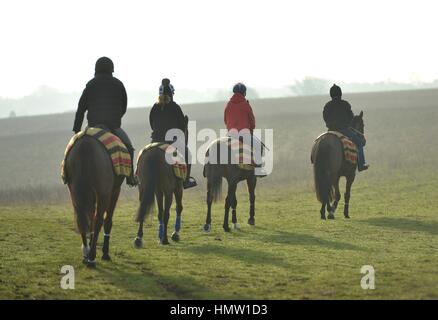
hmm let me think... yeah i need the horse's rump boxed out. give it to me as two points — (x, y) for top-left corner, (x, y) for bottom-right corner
(61, 127), (132, 184)
(311, 134), (344, 203)
(312, 131), (358, 166)
(66, 136), (116, 233)
(137, 143), (187, 181)
(204, 137), (257, 173)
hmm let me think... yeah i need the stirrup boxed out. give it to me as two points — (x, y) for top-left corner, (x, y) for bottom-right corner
(183, 177), (197, 189)
(126, 175), (139, 187)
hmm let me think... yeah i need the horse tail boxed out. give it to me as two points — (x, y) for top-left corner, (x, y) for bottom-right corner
(205, 163), (223, 202)
(313, 141), (334, 204)
(70, 139), (95, 234)
(136, 150), (159, 222)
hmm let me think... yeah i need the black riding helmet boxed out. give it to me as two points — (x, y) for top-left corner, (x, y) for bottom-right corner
(330, 84), (342, 99)
(233, 82), (247, 96)
(95, 57), (114, 75)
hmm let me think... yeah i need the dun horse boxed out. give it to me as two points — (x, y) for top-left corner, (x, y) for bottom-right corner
(311, 112), (365, 219)
(203, 139), (258, 232)
(134, 118), (188, 246)
(66, 136), (124, 267)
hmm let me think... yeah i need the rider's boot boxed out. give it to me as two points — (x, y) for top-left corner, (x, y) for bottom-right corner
(126, 146), (138, 187)
(183, 163), (197, 189)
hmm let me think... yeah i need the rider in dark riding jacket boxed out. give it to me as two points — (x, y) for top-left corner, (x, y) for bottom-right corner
(323, 84), (369, 171)
(149, 78), (197, 189)
(72, 57), (138, 186)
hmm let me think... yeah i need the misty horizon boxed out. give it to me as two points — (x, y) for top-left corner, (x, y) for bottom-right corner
(1, 77), (438, 119)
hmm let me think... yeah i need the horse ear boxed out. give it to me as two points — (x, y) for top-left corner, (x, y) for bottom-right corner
(359, 111), (364, 118)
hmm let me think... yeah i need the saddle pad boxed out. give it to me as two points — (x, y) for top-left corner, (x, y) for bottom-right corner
(136, 142), (187, 181)
(61, 128), (132, 184)
(314, 131), (358, 165)
(205, 137), (256, 171)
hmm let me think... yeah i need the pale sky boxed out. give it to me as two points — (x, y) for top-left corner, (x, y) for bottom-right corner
(1, 0), (437, 98)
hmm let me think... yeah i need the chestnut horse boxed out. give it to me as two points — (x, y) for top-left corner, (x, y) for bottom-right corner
(66, 136), (124, 267)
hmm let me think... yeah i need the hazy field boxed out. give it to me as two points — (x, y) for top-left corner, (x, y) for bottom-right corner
(0, 89), (437, 299)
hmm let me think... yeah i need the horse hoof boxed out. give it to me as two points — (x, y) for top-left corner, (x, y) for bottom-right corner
(203, 224), (211, 233)
(101, 254), (111, 261)
(160, 239), (170, 245)
(321, 215), (326, 220)
(134, 237), (143, 249)
(248, 218), (255, 226)
(223, 226), (231, 233)
(86, 260), (96, 268)
(344, 214), (350, 219)
(328, 214), (335, 220)
(233, 223), (241, 231)
(171, 232), (180, 242)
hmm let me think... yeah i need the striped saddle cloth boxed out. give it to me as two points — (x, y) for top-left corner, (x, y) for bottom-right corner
(314, 131), (358, 165)
(61, 127), (132, 184)
(136, 142), (187, 181)
(205, 136), (257, 171)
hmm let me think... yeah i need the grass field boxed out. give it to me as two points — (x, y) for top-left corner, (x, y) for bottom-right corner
(0, 89), (438, 299)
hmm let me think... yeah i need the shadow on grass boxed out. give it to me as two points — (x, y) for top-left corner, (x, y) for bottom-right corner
(360, 217), (438, 235)
(258, 229), (363, 251)
(184, 244), (290, 268)
(98, 261), (237, 299)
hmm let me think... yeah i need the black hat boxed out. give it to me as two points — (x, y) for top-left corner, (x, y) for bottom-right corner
(330, 84), (342, 99)
(95, 57), (114, 74)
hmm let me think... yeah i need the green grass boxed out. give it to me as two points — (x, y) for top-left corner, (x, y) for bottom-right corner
(1, 176), (437, 300)
(1, 89), (438, 299)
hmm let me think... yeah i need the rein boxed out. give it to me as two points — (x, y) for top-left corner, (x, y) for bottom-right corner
(350, 127), (364, 137)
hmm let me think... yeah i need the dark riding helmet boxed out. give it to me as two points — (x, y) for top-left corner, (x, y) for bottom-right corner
(330, 84), (342, 99)
(159, 78), (175, 97)
(95, 57), (114, 74)
(233, 83), (247, 96)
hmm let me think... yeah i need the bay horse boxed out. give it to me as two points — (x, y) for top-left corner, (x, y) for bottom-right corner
(203, 138), (258, 233)
(133, 117), (188, 246)
(66, 135), (124, 268)
(311, 111), (365, 220)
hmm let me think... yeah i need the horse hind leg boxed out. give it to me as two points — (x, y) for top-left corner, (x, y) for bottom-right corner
(81, 233), (90, 264)
(171, 186), (183, 242)
(231, 196), (239, 230)
(102, 187), (121, 261)
(328, 177), (341, 220)
(86, 195), (110, 268)
(344, 175), (355, 219)
(223, 182), (237, 232)
(204, 180), (214, 233)
(247, 176), (256, 226)
(160, 192), (172, 245)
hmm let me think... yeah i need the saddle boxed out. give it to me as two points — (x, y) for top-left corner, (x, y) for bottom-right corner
(312, 131), (358, 165)
(204, 136), (258, 171)
(136, 142), (187, 181)
(61, 127), (132, 184)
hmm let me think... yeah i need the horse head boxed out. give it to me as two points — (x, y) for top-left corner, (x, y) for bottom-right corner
(352, 110), (365, 134)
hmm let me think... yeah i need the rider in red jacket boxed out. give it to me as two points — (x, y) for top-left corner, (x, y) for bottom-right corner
(224, 83), (265, 174)
(224, 84), (255, 133)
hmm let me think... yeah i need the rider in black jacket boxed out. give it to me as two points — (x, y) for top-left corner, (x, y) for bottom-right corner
(323, 84), (369, 171)
(72, 57), (138, 186)
(149, 79), (197, 189)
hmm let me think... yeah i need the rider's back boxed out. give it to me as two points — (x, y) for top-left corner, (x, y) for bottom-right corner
(83, 74), (127, 130)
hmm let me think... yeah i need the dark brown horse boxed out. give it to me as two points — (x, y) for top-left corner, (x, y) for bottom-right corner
(203, 139), (258, 232)
(134, 146), (184, 246)
(66, 136), (124, 267)
(134, 117), (189, 246)
(311, 111), (365, 220)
